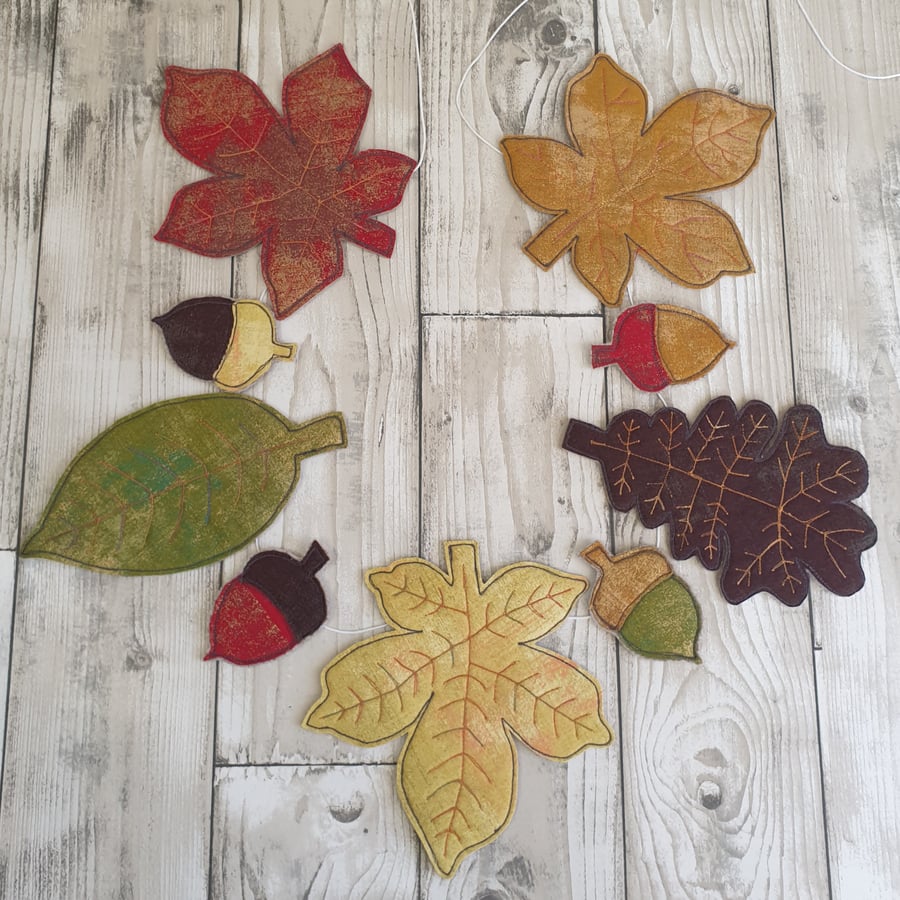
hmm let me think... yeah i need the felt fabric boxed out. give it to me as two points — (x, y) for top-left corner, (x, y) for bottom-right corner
(564, 398), (877, 605)
(500, 55), (774, 306)
(591, 303), (733, 392)
(154, 297), (295, 391)
(153, 297), (234, 379)
(582, 541), (699, 661)
(22, 396), (346, 575)
(304, 540), (612, 877)
(155, 45), (415, 318)
(206, 543), (329, 665)
(206, 580), (296, 664)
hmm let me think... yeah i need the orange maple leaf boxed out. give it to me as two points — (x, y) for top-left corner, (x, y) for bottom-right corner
(501, 55), (774, 305)
(304, 541), (612, 877)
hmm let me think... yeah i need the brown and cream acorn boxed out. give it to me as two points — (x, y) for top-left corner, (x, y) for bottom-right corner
(154, 296), (295, 391)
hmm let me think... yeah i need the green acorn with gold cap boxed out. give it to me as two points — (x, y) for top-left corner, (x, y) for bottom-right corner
(582, 541), (701, 662)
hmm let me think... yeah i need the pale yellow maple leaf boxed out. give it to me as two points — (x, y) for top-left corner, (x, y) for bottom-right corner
(304, 540), (612, 877)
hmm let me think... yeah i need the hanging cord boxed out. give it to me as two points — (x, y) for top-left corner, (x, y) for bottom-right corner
(792, 0), (900, 81)
(406, 0), (427, 172)
(322, 622), (390, 635)
(455, 0), (533, 155)
(453, 0), (897, 159)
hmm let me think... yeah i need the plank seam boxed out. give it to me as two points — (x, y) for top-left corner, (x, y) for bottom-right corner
(422, 311), (603, 318)
(214, 760), (398, 769)
(207, 8), (242, 897)
(0, 0), (62, 817)
(764, 1), (833, 897)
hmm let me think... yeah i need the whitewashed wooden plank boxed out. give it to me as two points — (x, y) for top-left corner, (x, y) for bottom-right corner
(0, 551), (15, 763)
(214, 0), (420, 765)
(210, 764), (418, 899)
(0, 1), (238, 897)
(593, 2), (831, 897)
(768, 0), (900, 896)
(421, 0), (602, 314)
(420, 315), (623, 898)
(0, 0), (56, 547)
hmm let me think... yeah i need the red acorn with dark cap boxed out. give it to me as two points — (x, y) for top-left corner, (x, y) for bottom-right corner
(206, 543), (329, 665)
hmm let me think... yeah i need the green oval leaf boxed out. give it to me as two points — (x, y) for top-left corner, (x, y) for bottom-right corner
(22, 395), (346, 575)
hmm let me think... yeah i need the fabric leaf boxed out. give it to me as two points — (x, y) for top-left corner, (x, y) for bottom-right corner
(156, 45), (415, 318)
(22, 396), (346, 574)
(304, 540), (612, 877)
(501, 54), (773, 305)
(564, 398), (877, 605)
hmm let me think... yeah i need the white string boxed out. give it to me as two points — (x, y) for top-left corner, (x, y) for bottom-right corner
(406, 0), (427, 172)
(454, 0), (533, 154)
(793, 0), (900, 81)
(322, 622), (390, 635)
(322, 616), (595, 632)
(451, 0), (897, 160)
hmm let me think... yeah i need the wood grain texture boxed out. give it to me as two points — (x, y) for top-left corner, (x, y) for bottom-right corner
(214, 0), (420, 766)
(0, 552), (15, 764)
(420, 315), (623, 896)
(768, 0), (900, 896)
(0, 0), (57, 547)
(0, 0), (897, 895)
(0, 0), (237, 896)
(210, 764), (418, 898)
(593, 2), (830, 897)
(421, 0), (603, 314)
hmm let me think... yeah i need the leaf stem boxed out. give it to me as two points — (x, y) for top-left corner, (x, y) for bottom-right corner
(290, 413), (347, 458)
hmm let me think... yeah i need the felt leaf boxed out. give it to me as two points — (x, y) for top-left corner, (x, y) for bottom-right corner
(155, 45), (415, 318)
(22, 396), (346, 574)
(564, 398), (877, 605)
(206, 543), (329, 665)
(154, 297), (295, 391)
(500, 55), (773, 305)
(304, 541), (612, 877)
(591, 303), (734, 391)
(581, 541), (700, 661)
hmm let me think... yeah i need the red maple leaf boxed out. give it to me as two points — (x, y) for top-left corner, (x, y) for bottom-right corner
(155, 45), (415, 318)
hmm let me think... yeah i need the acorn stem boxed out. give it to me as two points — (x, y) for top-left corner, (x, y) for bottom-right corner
(300, 541), (329, 576)
(272, 340), (296, 360)
(590, 343), (621, 370)
(581, 541), (613, 569)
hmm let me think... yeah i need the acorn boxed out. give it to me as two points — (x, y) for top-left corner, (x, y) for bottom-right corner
(153, 296), (295, 392)
(591, 303), (733, 392)
(581, 541), (700, 661)
(205, 543), (329, 665)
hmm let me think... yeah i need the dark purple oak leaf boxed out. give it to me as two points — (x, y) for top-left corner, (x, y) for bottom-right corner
(564, 397), (877, 605)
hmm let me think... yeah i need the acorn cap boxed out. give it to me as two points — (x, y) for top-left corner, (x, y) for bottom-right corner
(242, 544), (328, 641)
(582, 542), (671, 630)
(213, 299), (296, 391)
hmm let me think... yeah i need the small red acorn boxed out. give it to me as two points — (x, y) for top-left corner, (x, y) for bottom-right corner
(591, 303), (734, 392)
(205, 543), (329, 665)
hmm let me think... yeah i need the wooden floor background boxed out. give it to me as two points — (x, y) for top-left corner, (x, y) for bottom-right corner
(1, 0), (898, 896)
